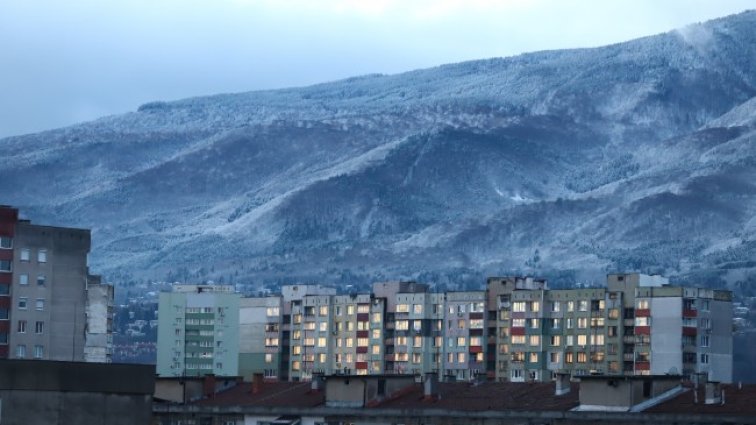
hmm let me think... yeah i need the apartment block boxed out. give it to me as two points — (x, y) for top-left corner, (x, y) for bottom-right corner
(492, 273), (733, 383)
(238, 296), (283, 380)
(0, 205), (112, 362)
(443, 291), (486, 380)
(156, 284), (240, 377)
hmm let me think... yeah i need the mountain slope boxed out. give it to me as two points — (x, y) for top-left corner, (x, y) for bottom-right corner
(2, 11), (756, 290)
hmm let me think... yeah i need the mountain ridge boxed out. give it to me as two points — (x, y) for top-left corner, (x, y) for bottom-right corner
(2, 10), (756, 291)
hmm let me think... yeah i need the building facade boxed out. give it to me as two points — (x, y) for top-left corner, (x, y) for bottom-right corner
(0, 205), (112, 362)
(157, 284), (240, 377)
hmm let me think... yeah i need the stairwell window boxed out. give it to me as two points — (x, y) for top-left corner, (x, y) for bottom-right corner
(16, 344), (26, 358)
(18, 274), (28, 285)
(34, 345), (43, 359)
(37, 249), (47, 263)
(37, 275), (46, 286)
(20, 248), (30, 262)
(35, 299), (44, 311)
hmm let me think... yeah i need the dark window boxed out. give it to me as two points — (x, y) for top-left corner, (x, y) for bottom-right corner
(643, 380), (652, 398)
(0, 236), (11, 249)
(0, 260), (10, 272)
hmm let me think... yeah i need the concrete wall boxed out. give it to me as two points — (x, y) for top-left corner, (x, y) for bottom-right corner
(0, 359), (154, 425)
(650, 297), (683, 375)
(10, 223), (90, 362)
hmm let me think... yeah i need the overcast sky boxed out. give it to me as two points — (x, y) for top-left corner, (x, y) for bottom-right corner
(0, 0), (753, 139)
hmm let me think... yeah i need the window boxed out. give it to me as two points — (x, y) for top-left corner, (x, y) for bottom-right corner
(471, 302), (485, 312)
(529, 352), (538, 363)
(265, 338), (279, 347)
(511, 335), (525, 344)
(413, 335), (422, 348)
(318, 322), (327, 332)
(37, 275), (46, 286)
(266, 307), (280, 316)
(357, 304), (370, 313)
(38, 249), (47, 263)
(457, 319), (465, 329)
(372, 345), (380, 355)
(701, 300), (710, 311)
(529, 335), (540, 346)
(19, 274), (28, 285)
(396, 303), (409, 313)
(372, 312), (382, 323)
(0, 236), (11, 249)
(512, 302), (526, 312)
(347, 305), (355, 315)
(550, 335), (561, 346)
(457, 336), (466, 347)
(396, 336), (407, 346)
(357, 337), (369, 347)
(511, 369), (523, 379)
(577, 335), (587, 346)
(434, 336), (442, 347)
(33, 321), (42, 334)
(18, 297), (28, 310)
(551, 318), (560, 329)
(317, 337), (326, 347)
(457, 304), (466, 314)
(0, 260), (10, 272)
(470, 336), (482, 346)
(414, 320), (423, 331)
(577, 318), (587, 329)
(577, 352), (587, 363)
(16, 344), (26, 358)
(636, 300), (649, 309)
(20, 248), (30, 262)
(396, 320), (409, 330)
(512, 318), (525, 327)
(470, 319), (484, 329)
(579, 300), (588, 312)
(457, 352), (466, 363)
(566, 318), (574, 329)
(530, 301), (540, 312)
(590, 334), (605, 346)
(372, 329), (381, 339)
(551, 301), (560, 312)
(413, 304), (423, 314)
(529, 318), (539, 329)
(566, 335), (574, 346)
(700, 353), (709, 364)
(334, 306), (342, 316)
(565, 352), (574, 363)
(17, 320), (26, 333)
(512, 352), (525, 362)
(701, 335), (710, 347)
(635, 317), (650, 326)
(265, 353), (273, 363)
(567, 301), (575, 312)
(550, 352), (560, 363)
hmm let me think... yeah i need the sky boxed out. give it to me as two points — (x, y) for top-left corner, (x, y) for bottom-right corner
(0, 0), (753, 139)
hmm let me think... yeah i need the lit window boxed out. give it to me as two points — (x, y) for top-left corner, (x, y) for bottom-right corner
(577, 335), (587, 346)
(550, 335), (561, 346)
(38, 249), (47, 263)
(530, 301), (540, 312)
(396, 304), (409, 313)
(567, 301), (575, 312)
(457, 352), (465, 363)
(579, 300), (588, 311)
(512, 302), (526, 312)
(529, 335), (540, 346)
(457, 336), (466, 347)
(413, 304), (423, 314)
(265, 353), (273, 363)
(372, 312), (381, 323)
(529, 352), (538, 363)
(413, 336), (422, 348)
(20, 248), (30, 262)
(346, 305), (355, 315)
(319, 306), (328, 316)
(317, 337), (326, 347)
(511, 335), (525, 344)
(266, 307), (279, 316)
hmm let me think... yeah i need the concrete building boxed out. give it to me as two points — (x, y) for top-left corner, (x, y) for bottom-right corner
(443, 290), (487, 380)
(238, 295), (284, 380)
(0, 205), (112, 362)
(492, 273), (733, 383)
(157, 284), (240, 377)
(0, 359), (154, 425)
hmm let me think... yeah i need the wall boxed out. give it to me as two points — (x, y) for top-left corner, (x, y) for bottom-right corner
(650, 297), (683, 375)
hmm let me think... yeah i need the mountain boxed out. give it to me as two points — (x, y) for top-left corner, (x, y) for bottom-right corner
(2, 11), (756, 291)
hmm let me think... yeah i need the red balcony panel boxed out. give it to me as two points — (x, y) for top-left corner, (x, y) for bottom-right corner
(0, 321), (9, 332)
(357, 313), (370, 321)
(470, 312), (484, 320)
(635, 309), (651, 317)
(510, 327), (525, 336)
(0, 250), (12, 261)
(635, 326), (651, 335)
(356, 362), (368, 370)
(682, 326), (697, 337)
(683, 309), (698, 318)
(0, 345), (7, 358)
(635, 361), (650, 371)
(469, 346), (483, 354)
(357, 330), (369, 338)
(356, 346), (368, 354)
(0, 297), (9, 309)
(0, 274), (10, 284)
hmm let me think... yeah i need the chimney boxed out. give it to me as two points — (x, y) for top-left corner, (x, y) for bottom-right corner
(423, 372), (438, 400)
(203, 374), (217, 398)
(311, 372), (324, 392)
(555, 372), (571, 396)
(705, 381), (722, 405)
(251, 373), (264, 395)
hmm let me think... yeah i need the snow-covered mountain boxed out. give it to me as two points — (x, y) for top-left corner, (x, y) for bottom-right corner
(2, 11), (756, 290)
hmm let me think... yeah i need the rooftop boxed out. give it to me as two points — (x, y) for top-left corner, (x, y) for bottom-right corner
(648, 384), (756, 417)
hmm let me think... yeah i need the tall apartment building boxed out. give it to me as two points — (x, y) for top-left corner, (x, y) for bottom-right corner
(157, 284), (240, 377)
(444, 291), (487, 380)
(238, 296), (284, 380)
(0, 206), (112, 362)
(491, 273), (733, 383)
